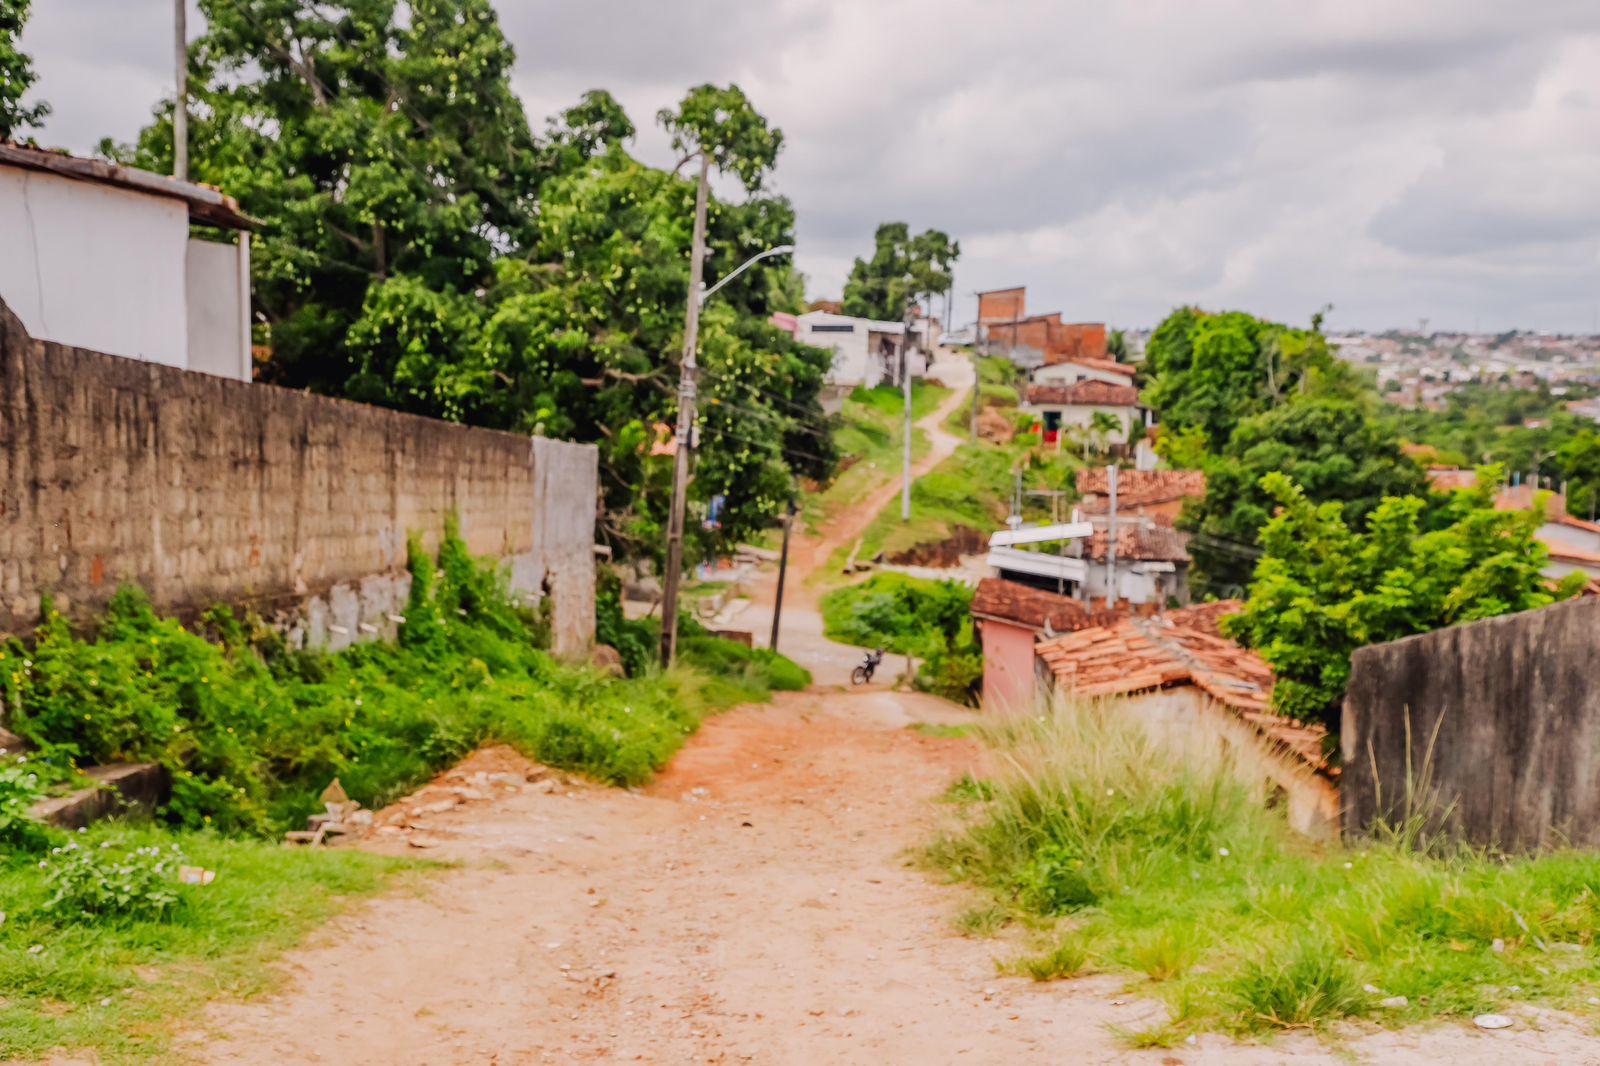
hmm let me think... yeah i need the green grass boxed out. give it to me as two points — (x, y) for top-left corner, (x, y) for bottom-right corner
(909, 722), (976, 739)
(803, 382), (948, 538)
(925, 698), (1600, 1037)
(0, 822), (418, 1062)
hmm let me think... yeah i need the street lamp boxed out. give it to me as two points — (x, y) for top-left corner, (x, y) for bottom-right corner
(659, 241), (796, 668)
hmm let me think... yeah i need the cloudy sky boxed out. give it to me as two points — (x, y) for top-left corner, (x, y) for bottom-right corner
(21, 0), (1600, 333)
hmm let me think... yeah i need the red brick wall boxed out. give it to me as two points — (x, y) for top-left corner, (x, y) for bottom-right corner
(978, 287), (1026, 324)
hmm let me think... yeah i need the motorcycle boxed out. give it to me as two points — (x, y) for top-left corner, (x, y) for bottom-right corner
(851, 648), (885, 685)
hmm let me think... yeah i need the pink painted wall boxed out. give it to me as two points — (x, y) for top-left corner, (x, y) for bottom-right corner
(981, 619), (1038, 711)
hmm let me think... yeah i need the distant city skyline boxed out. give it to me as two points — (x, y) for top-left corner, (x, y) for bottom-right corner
(20, 0), (1600, 334)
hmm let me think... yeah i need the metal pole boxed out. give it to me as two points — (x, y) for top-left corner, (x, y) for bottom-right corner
(174, 0), (188, 181)
(769, 501), (795, 652)
(659, 153), (711, 668)
(901, 311), (913, 521)
(969, 293), (981, 444)
(1106, 464), (1118, 609)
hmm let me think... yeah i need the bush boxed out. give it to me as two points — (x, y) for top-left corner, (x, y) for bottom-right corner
(820, 573), (981, 703)
(43, 839), (182, 923)
(1, 525), (772, 835)
(0, 763), (50, 853)
(1017, 842), (1098, 914)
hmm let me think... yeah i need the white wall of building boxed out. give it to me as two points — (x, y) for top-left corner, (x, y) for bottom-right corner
(1032, 361), (1131, 387)
(798, 311), (875, 388)
(0, 168), (189, 367)
(185, 236), (251, 379)
(1029, 402), (1139, 444)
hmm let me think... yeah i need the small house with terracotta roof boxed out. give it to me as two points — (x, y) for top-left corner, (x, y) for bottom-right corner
(1427, 471), (1600, 585)
(1076, 468), (1206, 526)
(969, 577), (1124, 710)
(1035, 605), (1339, 839)
(1022, 380), (1146, 445)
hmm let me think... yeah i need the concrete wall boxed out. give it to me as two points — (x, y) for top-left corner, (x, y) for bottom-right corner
(0, 298), (598, 656)
(185, 236), (251, 381)
(1124, 687), (1339, 840)
(1343, 597), (1600, 850)
(0, 167), (189, 367)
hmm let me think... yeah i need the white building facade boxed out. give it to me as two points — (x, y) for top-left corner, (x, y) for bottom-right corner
(0, 145), (254, 380)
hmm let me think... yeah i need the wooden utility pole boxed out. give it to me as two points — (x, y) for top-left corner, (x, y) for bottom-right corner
(174, 0), (188, 181)
(659, 153), (711, 668)
(769, 500), (796, 652)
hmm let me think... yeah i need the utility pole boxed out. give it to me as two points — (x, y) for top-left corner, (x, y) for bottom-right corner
(1105, 464), (1118, 609)
(970, 293), (982, 444)
(659, 153), (711, 668)
(174, 0), (188, 181)
(900, 304), (914, 521)
(769, 500), (797, 652)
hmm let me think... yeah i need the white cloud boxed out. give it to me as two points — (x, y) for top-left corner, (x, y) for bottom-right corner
(20, 0), (1600, 332)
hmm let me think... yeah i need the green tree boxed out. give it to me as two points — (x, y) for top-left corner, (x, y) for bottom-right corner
(1184, 393), (1428, 596)
(1106, 328), (1127, 359)
(1142, 307), (1337, 448)
(840, 222), (959, 321)
(0, 0), (49, 141)
(1561, 430), (1600, 521)
(1222, 468), (1586, 726)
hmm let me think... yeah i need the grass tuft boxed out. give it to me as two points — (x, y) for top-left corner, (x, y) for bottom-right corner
(1009, 937), (1090, 982)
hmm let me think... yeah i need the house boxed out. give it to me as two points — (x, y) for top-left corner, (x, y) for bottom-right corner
(795, 310), (930, 390)
(984, 513), (1191, 607)
(0, 142), (254, 381)
(1031, 355), (1136, 388)
(1075, 468), (1206, 525)
(1021, 380), (1146, 445)
(1034, 606), (1339, 839)
(975, 285), (1109, 371)
(1074, 517), (1192, 606)
(969, 577), (1123, 710)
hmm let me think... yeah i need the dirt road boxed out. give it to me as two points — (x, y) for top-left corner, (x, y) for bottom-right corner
(182, 351), (1600, 1064)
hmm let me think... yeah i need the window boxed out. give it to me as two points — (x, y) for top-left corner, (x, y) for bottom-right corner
(809, 324), (856, 334)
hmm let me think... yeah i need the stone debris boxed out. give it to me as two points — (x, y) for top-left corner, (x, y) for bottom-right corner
(285, 777), (372, 847)
(1474, 1013), (1513, 1030)
(1379, 996), (1408, 1009)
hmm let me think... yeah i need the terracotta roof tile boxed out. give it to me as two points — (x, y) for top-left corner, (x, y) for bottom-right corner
(1035, 611), (1329, 773)
(1024, 381), (1141, 407)
(970, 578), (1122, 633)
(1075, 469), (1206, 508)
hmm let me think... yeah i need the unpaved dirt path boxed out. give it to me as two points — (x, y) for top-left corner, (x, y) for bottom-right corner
(181, 349), (1600, 1064)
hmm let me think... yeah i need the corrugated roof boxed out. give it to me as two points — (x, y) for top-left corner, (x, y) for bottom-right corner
(0, 142), (255, 230)
(1035, 609), (1330, 773)
(1025, 381), (1141, 407)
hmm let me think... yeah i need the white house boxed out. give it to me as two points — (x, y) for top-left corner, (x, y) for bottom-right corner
(1021, 380), (1146, 445)
(796, 310), (931, 389)
(0, 143), (254, 380)
(1031, 356), (1136, 389)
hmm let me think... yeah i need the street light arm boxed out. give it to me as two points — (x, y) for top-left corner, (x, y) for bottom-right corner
(702, 244), (795, 301)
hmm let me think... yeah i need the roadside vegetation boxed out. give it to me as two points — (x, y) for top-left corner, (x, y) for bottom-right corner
(0, 524), (803, 1061)
(927, 699), (1600, 1040)
(819, 573), (981, 702)
(802, 381), (948, 539)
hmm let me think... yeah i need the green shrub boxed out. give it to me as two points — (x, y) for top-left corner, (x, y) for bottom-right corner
(1017, 843), (1098, 914)
(820, 573), (980, 703)
(0, 763), (50, 852)
(1229, 943), (1367, 1029)
(1, 525), (773, 835)
(43, 839), (183, 923)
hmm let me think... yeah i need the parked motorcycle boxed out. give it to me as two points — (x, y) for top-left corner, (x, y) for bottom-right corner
(851, 648), (885, 685)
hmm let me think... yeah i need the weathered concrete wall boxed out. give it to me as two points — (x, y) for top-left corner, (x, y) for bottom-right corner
(1343, 597), (1600, 850)
(0, 298), (597, 655)
(1123, 687), (1340, 841)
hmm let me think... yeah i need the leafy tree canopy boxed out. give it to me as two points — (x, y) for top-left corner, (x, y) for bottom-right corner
(1142, 307), (1338, 448)
(0, 0), (49, 141)
(840, 222), (959, 321)
(1222, 468), (1586, 726)
(106, 3), (834, 560)
(1183, 391), (1429, 596)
